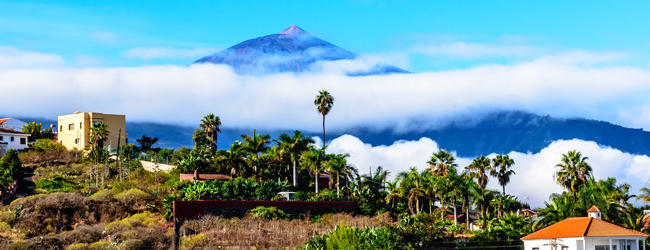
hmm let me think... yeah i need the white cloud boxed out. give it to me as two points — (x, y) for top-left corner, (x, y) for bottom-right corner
(411, 42), (546, 59)
(0, 46), (64, 68)
(327, 135), (650, 208)
(0, 47), (650, 134)
(123, 47), (220, 60)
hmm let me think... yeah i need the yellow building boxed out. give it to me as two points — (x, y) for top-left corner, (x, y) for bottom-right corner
(57, 112), (128, 150)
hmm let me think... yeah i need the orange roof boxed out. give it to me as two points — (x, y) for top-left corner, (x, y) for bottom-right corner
(521, 217), (648, 240)
(587, 205), (601, 213)
(0, 118), (8, 125)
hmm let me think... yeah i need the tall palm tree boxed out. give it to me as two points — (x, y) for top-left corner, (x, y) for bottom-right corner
(274, 130), (315, 187)
(200, 114), (222, 149)
(323, 153), (354, 196)
(427, 149), (457, 177)
(491, 154), (516, 195)
(300, 147), (328, 193)
(467, 155), (491, 226)
(314, 90), (334, 150)
(555, 150), (593, 202)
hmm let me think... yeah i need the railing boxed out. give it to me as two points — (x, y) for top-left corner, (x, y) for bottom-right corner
(137, 154), (173, 164)
(175, 195), (357, 202)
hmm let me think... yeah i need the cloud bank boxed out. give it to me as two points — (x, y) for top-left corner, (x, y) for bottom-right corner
(123, 47), (221, 60)
(327, 135), (650, 207)
(1, 46), (650, 134)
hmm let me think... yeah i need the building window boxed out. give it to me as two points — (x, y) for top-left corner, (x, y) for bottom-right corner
(0, 136), (3, 141)
(562, 246), (569, 250)
(532, 248), (539, 250)
(10, 137), (14, 142)
(75, 138), (80, 144)
(20, 138), (25, 145)
(80, 123), (83, 129)
(69, 124), (74, 130)
(60, 125), (62, 132)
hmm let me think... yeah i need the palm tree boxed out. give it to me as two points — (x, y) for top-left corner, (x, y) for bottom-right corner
(214, 143), (247, 177)
(323, 153), (354, 196)
(300, 147), (328, 193)
(241, 130), (271, 156)
(397, 167), (429, 214)
(491, 154), (516, 195)
(636, 184), (650, 204)
(385, 179), (402, 208)
(467, 155), (491, 226)
(427, 149), (457, 176)
(200, 114), (222, 149)
(274, 130), (315, 187)
(555, 150), (593, 202)
(314, 90), (334, 149)
(90, 122), (109, 149)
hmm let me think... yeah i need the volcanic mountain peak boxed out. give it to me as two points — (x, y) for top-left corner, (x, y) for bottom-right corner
(193, 25), (409, 76)
(279, 25), (306, 37)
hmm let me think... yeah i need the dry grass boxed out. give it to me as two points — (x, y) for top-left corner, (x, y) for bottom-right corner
(180, 213), (397, 249)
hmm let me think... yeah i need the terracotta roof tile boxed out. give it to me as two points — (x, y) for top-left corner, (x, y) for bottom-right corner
(0, 118), (8, 125)
(585, 218), (648, 237)
(587, 205), (601, 213)
(0, 128), (25, 134)
(521, 217), (648, 240)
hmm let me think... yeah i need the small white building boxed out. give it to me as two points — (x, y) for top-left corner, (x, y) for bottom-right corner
(0, 128), (30, 156)
(522, 206), (648, 250)
(0, 118), (27, 131)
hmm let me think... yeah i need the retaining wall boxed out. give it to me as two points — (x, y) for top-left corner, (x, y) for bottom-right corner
(173, 200), (356, 219)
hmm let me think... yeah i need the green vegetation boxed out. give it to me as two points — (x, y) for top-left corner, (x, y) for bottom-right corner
(5, 90), (650, 249)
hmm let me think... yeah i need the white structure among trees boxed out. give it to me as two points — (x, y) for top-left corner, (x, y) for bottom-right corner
(522, 206), (648, 250)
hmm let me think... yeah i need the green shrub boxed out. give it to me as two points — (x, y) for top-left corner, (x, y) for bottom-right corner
(32, 139), (66, 153)
(0, 222), (11, 231)
(181, 234), (206, 249)
(10, 240), (28, 250)
(114, 189), (150, 206)
(89, 241), (112, 250)
(0, 210), (17, 225)
(247, 206), (289, 220)
(326, 224), (359, 250)
(120, 239), (144, 250)
(66, 243), (90, 250)
(35, 175), (75, 192)
(89, 189), (113, 201)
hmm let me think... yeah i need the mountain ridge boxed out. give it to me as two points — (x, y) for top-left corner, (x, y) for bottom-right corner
(193, 25), (409, 76)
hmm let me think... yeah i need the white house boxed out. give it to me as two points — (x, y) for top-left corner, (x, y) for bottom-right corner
(522, 206), (648, 250)
(0, 118), (27, 131)
(0, 128), (30, 157)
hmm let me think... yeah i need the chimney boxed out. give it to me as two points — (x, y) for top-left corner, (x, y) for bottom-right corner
(587, 205), (601, 220)
(194, 170), (199, 180)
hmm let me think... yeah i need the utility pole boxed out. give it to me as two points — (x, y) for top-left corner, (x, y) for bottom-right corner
(116, 129), (121, 181)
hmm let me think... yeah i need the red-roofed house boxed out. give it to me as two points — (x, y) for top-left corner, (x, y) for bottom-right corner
(522, 206), (648, 250)
(180, 170), (231, 182)
(0, 128), (30, 157)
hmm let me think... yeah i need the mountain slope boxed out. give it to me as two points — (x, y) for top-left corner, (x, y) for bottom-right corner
(193, 25), (409, 76)
(15, 111), (650, 157)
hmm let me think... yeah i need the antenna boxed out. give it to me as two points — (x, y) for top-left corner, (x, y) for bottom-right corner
(542, 238), (565, 250)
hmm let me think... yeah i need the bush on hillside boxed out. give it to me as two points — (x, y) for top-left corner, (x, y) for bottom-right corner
(114, 189), (151, 206)
(247, 206), (289, 220)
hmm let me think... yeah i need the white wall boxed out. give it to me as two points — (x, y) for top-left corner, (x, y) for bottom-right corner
(525, 237), (644, 250)
(0, 132), (29, 152)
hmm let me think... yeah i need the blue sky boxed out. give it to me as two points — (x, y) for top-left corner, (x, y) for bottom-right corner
(2, 1), (649, 71)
